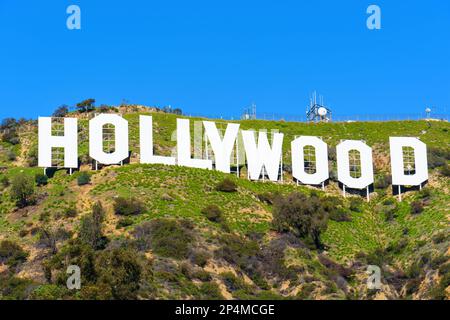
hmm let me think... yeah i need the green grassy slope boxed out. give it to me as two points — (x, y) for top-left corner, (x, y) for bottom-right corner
(0, 109), (449, 300)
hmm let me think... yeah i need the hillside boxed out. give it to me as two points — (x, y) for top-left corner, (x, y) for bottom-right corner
(0, 108), (449, 300)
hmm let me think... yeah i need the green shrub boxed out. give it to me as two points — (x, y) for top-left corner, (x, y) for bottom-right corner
(133, 219), (194, 259)
(26, 146), (38, 167)
(417, 188), (432, 200)
(0, 175), (9, 188)
(113, 197), (145, 216)
(297, 282), (316, 300)
(77, 172), (91, 186)
(190, 249), (211, 267)
(427, 147), (449, 169)
(216, 234), (259, 269)
(0, 118), (20, 145)
(374, 174), (392, 189)
(10, 173), (36, 208)
(52, 105), (69, 118)
(64, 207), (78, 218)
(7, 150), (16, 161)
(76, 98), (96, 113)
(30, 284), (68, 300)
(430, 255), (447, 270)
(191, 270), (212, 282)
(329, 208), (352, 222)
(361, 247), (392, 267)
(257, 192), (278, 205)
(35, 173), (48, 186)
(272, 192), (329, 249)
(432, 233), (447, 244)
(410, 201), (424, 215)
(383, 209), (397, 222)
(0, 275), (35, 300)
(427, 263), (450, 300)
(93, 247), (143, 300)
(385, 238), (409, 255)
(201, 205), (223, 223)
(0, 240), (28, 267)
(198, 282), (224, 300)
(375, 201), (398, 222)
(349, 198), (363, 212)
(19, 229), (29, 238)
(221, 272), (248, 292)
(440, 164), (450, 177)
(79, 202), (107, 250)
(215, 178), (237, 192)
(45, 240), (95, 286)
(116, 217), (134, 229)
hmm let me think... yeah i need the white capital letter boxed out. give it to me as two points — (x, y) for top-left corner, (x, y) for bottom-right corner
(337, 140), (374, 189)
(291, 136), (329, 185)
(177, 119), (212, 169)
(140, 116), (175, 165)
(89, 114), (129, 165)
(389, 137), (428, 186)
(242, 130), (284, 181)
(203, 121), (240, 173)
(38, 117), (78, 168)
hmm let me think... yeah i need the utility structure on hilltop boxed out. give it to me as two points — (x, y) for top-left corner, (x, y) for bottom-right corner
(306, 92), (332, 123)
(241, 102), (257, 120)
(425, 107), (432, 119)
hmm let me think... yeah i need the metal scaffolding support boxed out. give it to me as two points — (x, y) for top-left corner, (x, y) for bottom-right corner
(51, 118), (66, 169)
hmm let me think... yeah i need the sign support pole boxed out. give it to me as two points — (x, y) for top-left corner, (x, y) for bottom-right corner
(280, 156), (283, 182)
(236, 141), (239, 178)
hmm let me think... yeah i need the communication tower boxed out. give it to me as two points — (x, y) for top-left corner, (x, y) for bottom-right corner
(425, 107), (432, 119)
(241, 102), (257, 120)
(306, 92), (332, 123)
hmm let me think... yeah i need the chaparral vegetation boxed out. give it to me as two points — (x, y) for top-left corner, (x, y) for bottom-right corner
(0, 104), (449, 300)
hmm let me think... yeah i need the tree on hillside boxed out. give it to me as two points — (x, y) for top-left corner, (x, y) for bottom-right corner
(0, 118), (19, 145)
(272, 192), (329, 250)
(52, 105), (69, 118)
(79, 202), (107, 250)
(161, 105), (183, 115)
(95, 247), (143, 299)
(172, 108), (183, 115)
(76, 98), (96, 113)
(10, 173), (36, 208)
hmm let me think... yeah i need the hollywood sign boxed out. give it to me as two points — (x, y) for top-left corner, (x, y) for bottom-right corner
(38, 114), (428, 199)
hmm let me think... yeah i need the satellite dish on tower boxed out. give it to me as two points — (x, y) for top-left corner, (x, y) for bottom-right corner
(318, 107), (328, 117)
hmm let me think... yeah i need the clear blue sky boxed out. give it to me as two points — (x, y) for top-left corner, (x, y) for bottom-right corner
(1, 0), (449, 120)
